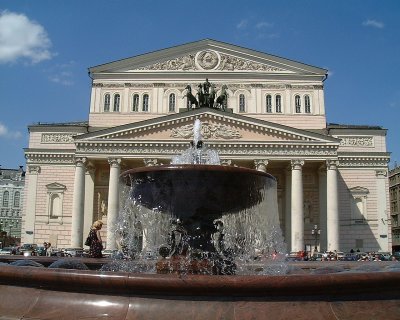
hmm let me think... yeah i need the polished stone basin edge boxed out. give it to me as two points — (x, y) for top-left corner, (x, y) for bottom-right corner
(0, 265), (399, 298)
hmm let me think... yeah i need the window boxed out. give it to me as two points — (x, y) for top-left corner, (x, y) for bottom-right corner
(132, 94), (139, 112)
(266, 95), (272, 113)
(276, 95), (282, 113)
(46, 183), (66, 224)
(104, 94), (110, 112)
(304, 95), (311, 113)
(113, 94), (120, 112)
(143, 94), (149, 111)
(349, 186), (369, 224)
(2, 191), (9, 207)
(239, 94), (245, 112)
(13, 191), (20, 207)
(295, 95), (301, 113)
(169, 93), (176, 112)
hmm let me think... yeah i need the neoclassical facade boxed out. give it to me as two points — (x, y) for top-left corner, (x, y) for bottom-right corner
(22, 39), (391, 253)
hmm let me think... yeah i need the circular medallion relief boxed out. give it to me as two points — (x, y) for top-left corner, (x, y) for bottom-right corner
(196, 50), (219, 70)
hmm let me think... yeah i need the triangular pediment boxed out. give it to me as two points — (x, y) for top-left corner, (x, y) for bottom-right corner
(46, 182), (66, 190)
(76, 109), (339, 145)
(89, 39), (327, 76)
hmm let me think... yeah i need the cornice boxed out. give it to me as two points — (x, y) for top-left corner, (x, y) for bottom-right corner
(25, 151), (75, 165)
(75, 141), (338, 158)
(338, 155), (390, 168)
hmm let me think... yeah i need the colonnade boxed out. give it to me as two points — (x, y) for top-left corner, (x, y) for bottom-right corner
(70, 157), (339, 252)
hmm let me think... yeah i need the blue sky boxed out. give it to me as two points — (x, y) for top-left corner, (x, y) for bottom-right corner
(0, 0), (399, 169)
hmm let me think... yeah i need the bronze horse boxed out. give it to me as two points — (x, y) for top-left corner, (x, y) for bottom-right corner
(197, 84), (205, 108)
(214, 85), (228, 111)
(183, 85), (198, 110)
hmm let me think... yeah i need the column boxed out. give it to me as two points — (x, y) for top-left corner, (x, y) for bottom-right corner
(291, 160), (304, 252)
(376, 170), (389, 252)
(21, 165), (41, 244)
(71, 157), (86, 248)
(318, 165), (327, 251)
(83, 163), (95, 244)
(106, 158), (121, 250)
(254, 159), (269, 172)
(326, 160), (339, 251)
(284, 166), (291, 250)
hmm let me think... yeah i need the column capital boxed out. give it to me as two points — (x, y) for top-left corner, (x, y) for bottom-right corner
(74, 157), (87, 166)
(28, 165), (41, 175)
(291, 159), (304, 170)
(220, 159), (232, 166)
(86, 162), (96, 175)
(254, 159), (268, 172)
(143, 158), (158, 167)
(375, 169), (387, 178)
(326, 159), (339, 170)
(108, 157), (121, 168)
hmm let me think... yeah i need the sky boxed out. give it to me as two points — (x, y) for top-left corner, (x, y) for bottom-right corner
(0, 0), (399, 169)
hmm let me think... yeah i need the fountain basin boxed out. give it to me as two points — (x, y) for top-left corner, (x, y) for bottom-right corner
(0, 264), (399, 319)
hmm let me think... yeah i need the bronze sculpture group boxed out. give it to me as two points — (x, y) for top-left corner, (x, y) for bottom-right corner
(183, 78), (228, 111)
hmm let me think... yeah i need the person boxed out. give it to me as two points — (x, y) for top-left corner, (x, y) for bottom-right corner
(46, 242), (53, 257)
(88, 220), (103, 258)
(43, 242), (48, 256)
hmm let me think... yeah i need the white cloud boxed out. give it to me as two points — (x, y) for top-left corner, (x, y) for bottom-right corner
(45, 60), (75, 86)
(256, 21), (273, 29)
(236, 19), (248, 30)
(0, 123), (22, 139)
(362, 19), (384, 29)
(0, 10), (53, 64)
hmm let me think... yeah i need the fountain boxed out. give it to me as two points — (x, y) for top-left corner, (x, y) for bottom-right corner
(0, 119), (399, 319)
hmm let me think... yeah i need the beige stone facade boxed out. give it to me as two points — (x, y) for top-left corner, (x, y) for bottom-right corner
(22, 40), (391, 253)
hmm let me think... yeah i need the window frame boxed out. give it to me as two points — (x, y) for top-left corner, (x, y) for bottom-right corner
(104, 93), (110, 112)
(239, 94), (246, 112)
(113, 93), (120, 112)
(266, 95), (272, 113)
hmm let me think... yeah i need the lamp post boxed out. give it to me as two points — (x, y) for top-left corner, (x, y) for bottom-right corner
(311, 224), (320, 252)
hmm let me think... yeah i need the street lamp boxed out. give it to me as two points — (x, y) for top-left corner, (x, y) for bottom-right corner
(311, 224), (320, 252)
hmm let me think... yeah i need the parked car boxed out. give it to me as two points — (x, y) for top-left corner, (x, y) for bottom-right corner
(390, 252), (400, 261)
(63, 247), (84, 257)
(102, 249), (118, 258)
(336, 251), (345, 261)
(20, 244), (38, 256)
(0, 247), (13, 255)
(310, 253), (324, 261)
(36, 246), (47, 256)
(344, 253), (357, 261)
(377, 252), (392, 261)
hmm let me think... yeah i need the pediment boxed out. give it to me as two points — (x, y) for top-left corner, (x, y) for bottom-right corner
(89, 39), (326, 76)
(46, 182), (66, 190)
(76, 109), (339, 145)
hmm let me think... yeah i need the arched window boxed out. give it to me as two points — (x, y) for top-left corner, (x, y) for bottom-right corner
(132, 94), (139, 112)
(113, 94), (120, 112)
(295, 95), (301, 113)
(276, 95), (282, 113)
(143, 94), (149, 112)
(239, 94), (245, 112)
(304, 95), (311, 113)
(13, 191), (20, 207)
(104, 94), (110, 112)
(2, 191), (9, 207)
(169, 93), (176, 112)
(266, 95), (272, 113)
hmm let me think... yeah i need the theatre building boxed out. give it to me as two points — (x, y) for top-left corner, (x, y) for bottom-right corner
(22, 39), (391, 253)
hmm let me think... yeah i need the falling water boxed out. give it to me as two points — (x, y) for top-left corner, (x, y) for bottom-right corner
(111, 120), (287, 275)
